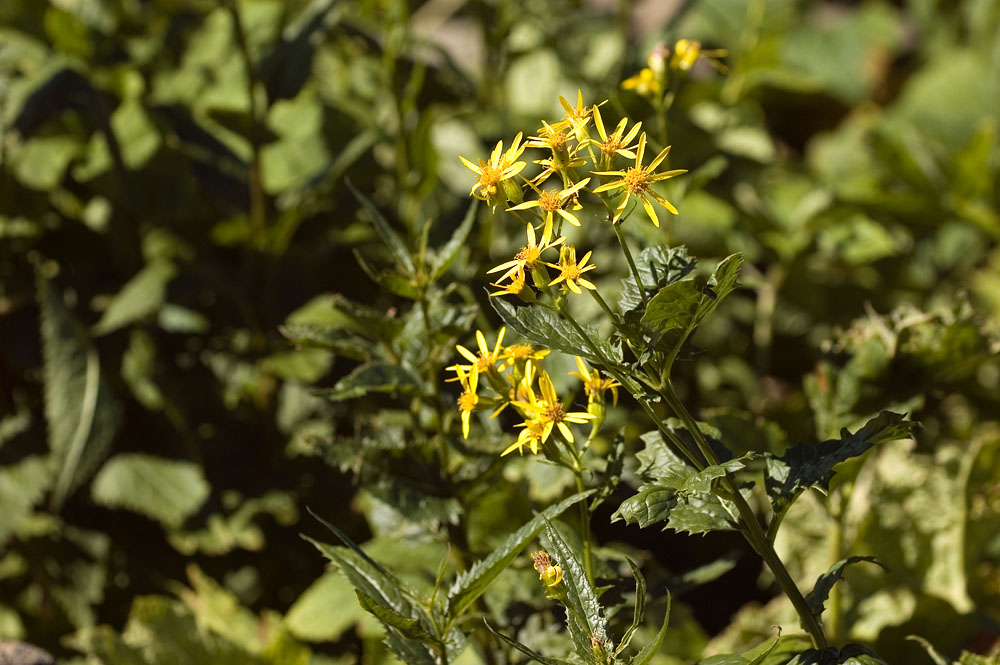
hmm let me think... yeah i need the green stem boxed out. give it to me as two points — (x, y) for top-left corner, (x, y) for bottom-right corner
(567, 445), (594, 586)
(662, 382), (829, 649)
(611, 222), (648, 309)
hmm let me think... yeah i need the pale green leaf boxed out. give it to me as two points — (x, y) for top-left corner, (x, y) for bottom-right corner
(94, 260), (176, 335)
(91, 454), (209, 528)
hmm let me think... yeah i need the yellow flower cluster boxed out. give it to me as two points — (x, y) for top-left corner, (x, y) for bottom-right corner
(447, 327), (618, 457)
(621, 39), (728, 100)
(459, 91), (687, 302)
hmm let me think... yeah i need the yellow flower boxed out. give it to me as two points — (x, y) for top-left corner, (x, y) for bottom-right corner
(554, 90), (594, 139)
(489, 267), (532, 300)
(503, 417), (547, 456)
(459, 133), (527, 207)
(501, 342), (549, 367)
(587, 105), (642, 164)
(671, 39), (728, 73)
(569, 356), (620, 415)
(455, 365), (479, 439)
(449, 327), (506, 378)
(488, 222), (563, 285)
(507, 178), (590, 241)
(530, 551), (563, 587)
(548, 244), (597, 295)
(513, 369), (595, 444)
(620, 67), (662, 97)
(592, 132), (686, 227)
(526, 120), (588, 185)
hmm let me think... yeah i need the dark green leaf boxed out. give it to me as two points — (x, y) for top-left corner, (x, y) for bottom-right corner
(699, 656), (749, 665)
(631, 591), (670, 665)
(317, 362), (421, 402)
(347, 180), (414, 274)
(430, 201), (478, 281)
(904, 636), (949, 665)
(765, 411), (918, 513)
(446, 491), (593, 620)
(615, 558), (646, 657)
(491, 297), (624, 367)
(806, 556), (884, 621)
(484, 621), (575, 665)
(542, 520), (609, 664)
(787, 644), (887, 665)
(667, 491), (741, 535)
(355, 591), (438, 644)
(612, 485), (676, 529)
(591, 431), (626, 511)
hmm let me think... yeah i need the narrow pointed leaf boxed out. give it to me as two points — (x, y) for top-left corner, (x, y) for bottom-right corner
(485, 621), (575, 665)
(431, 201), (478, 281)
(632, 591), (670, 665)
(615, 558), (646, 656)
(347, 180), (414, 274)
(806, 556), (884, 621)
(446, 491), (593, 620)
(355, 591), (439, 644)
(542, 520), (609, 664)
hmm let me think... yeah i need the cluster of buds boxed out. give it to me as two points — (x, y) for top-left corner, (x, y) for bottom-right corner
(622, 38), (728, 100)
(446, 327), (619, 456)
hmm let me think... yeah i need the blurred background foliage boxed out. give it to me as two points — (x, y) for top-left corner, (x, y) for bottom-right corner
(1, 0), (999, 663)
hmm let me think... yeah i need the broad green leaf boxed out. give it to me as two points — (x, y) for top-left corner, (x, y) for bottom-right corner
(91, 454), (210, 528)
(430, 201), (478, 281)
(94, 260), (176, 335)
(485, 621), (575, 665)
(355, 591), (438, 644)
(491, 297), (625, 370)
(446, 491), (593, 620)
(806, 556), (883, 622)
(353, 249), (421, 299)
(618, 245), (696, 315)
(285, 571), (365, 642)
(765, 411), (918, 513)
(303, 539), (408, 614)
(261, 90), (331, 194)
(347, 180), (414, 274)
(317, 362), (421, 402)
(615, 558), (646, 657)
(38, 274), (119, 510)
(612, 485), (675, 529)
(12, 134), (81, 190)
(631, 591), (670, 665)
(542, 520), (610, 664)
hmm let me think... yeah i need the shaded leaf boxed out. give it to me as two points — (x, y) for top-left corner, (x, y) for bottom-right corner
(38, 274), (119, 510)
(355, 591), (438, 644)
(615, 557), (646, 657)
(317, 362), (421, 402)
(347, 180), (414, 274)
(484, 621), (575, 665)
(618, 245), (696, 314)
(806, 556), (884, 621)
(430, 201), (478, 281)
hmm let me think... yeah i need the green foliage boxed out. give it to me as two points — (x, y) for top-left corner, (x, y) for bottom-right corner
(90, 453), (210, 528)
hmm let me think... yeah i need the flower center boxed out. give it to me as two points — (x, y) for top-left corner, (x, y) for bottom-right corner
(515, 244), (542, 266)
(478, 163), (502, 193)
(623, 166), (651, 194)
(458, 391), (478, 411)
(543, 402), (566, 424)
(475, 354), (492, 372)
(601, 137), (623, 155)
(561, 263), (583, 281)
(506, 343), (534, 359)
(537, 190), (562, 213)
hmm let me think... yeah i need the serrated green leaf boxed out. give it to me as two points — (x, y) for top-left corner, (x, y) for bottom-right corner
(303, 538), (409, 615)
(353, 248), (421, 299)
(787, 644), (887, 665)
(317, 362), (421, 402)
(613, 484), (740, 535)
(641, 254), (743, 366)
(679, 457), (750, 493)
(491, 297), (625, 372)
(430, 201), (478, 281)
(355, 591), (438, 644)
(612, 485), (676, 529)
(806, 556), (884, 622)
(615, 558), (646, 657)
(38, 273), (119, 510)
(631, 591), (670, 665)
(347, 180), (414, 274)
(91, 454), (209, 528)
(542, 519), (609, 664)
(485, 621), (575, 665)
(618, 245), (696, 314)
(445, 491), (592, 620)
(765, 411), (918, 514)
(93, 260), (176, 336)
